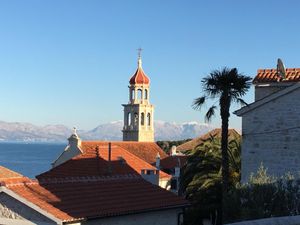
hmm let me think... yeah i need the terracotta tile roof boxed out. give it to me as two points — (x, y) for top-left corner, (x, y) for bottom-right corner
(176, 129), (240, 152)
(111, 141), (168, 164)
(0, 166), (23, 179)
(4, 174), (188, 222)
(4, 180), (74, 221)
(130, 66), (150, 85)
(37, 142), (171, 180)
(253, 68), (300, 83)
(0, 165), (30, 184)
(159, 156), (188, 170)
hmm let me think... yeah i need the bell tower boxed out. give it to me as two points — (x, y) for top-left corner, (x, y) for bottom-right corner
(122, 51), (154, 142)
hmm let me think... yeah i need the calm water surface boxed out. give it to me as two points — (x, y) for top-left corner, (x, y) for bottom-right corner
(0, 143), (65, 178)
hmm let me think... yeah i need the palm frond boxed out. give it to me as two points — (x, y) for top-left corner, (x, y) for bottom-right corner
(192, 96), (206, 110)
(234, 97), (248, 106)
(205, 105), (217, 122)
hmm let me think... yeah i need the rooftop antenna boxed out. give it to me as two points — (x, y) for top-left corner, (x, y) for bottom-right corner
(277, 58), (286, 80)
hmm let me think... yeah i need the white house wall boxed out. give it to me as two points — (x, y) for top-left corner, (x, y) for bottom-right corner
(0, 193), (57, 225)
(241, 87), (300, 182)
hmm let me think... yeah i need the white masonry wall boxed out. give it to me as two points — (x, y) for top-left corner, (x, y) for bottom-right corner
(83, 208), (182, 225)
(241, 87), (300, 182)
(0, 193), (56, 225)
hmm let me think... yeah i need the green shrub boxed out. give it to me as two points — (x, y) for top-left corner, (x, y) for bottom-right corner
(224, 164), (300, 223)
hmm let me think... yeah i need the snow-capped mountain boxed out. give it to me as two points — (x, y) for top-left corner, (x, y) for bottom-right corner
(0, 121), (71, 143)
(0, 120), (214, 143)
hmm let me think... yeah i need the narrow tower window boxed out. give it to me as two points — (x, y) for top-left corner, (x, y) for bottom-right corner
(131, 89), (135, 100)
(134, 113), (138, 126)
(144, 89), (148, 99)
(127, 112), (132, 126)
(138, 89), (142, 100)
(141, 113), (145, 125)
(147, 113), (151, 126)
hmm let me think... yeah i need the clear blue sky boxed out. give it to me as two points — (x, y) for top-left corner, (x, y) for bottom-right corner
(0, 0), (299, 130)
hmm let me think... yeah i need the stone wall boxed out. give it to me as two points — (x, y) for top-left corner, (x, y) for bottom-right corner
(241, 87), (300, 182)
(83, 208), (182, 225)
(254, 86), (281, 101)
(0, 192), (56, 225)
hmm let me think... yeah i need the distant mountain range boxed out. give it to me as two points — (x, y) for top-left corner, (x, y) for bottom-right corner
(0, 120), (214, 143)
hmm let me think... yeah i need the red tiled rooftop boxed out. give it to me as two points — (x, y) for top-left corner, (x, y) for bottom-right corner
(5, 176), (188, 222)
(37, 142), (171, 180)
(176, 129), (240, 152)
(0, 165), (30, 184)
(0, 166), (23, 179)
(253, 68), (300, 83)
(159, 156), (188, 170)
(110, 141), (168, 164)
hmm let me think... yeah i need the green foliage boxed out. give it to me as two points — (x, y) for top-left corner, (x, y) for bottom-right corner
(180, 135), (241, 225)
(249, 163), (276, 184)
(224, 164), (300, 223)
(156, 139), (191, 154)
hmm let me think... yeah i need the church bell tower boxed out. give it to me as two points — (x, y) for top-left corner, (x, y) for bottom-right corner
(122, 51), (154, 142)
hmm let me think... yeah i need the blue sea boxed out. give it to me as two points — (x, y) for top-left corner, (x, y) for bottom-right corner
(0, 143), (66, 178)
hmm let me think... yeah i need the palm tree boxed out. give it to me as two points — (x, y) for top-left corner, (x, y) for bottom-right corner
(179, 135), (241, 225)
(192, 67), (251, 192)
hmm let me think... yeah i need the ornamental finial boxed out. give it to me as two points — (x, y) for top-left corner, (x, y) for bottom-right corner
(73, 127), (77, 135)
(137, 47), (142, 67)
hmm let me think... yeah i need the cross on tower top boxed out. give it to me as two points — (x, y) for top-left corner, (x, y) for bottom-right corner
(137, 48), (143, 67)
(137, 47), (143, 59)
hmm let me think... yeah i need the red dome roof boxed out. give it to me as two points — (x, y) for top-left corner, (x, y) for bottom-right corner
(129, 58), (150, 85)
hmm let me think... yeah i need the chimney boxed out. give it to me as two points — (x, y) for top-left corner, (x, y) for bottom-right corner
(141, 169), (159, 185)
(117, 156), (126, 164)
(95, 146), (100, 173)
(171, 145), (177, 156)
(107, 142), (112, 174)
(155, 153), (160, 169)
(108, 142), (112, 162)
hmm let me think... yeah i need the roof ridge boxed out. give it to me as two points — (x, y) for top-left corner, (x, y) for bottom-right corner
(38, 174), (142, 184)
(254, 68), (300, 83)
(2, 179), (38, 187)
(258, 68), (300, 72)
(0, 165), (24, 179)
(112, 144), (171, 178)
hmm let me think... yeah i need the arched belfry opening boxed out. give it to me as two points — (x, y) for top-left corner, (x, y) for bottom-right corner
(147, 113), (151, 126)
(141, 113), (145, 126)
(122, 51), (154, 142)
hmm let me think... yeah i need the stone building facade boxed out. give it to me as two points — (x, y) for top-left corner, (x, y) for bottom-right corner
(235, 68), (300, 182)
